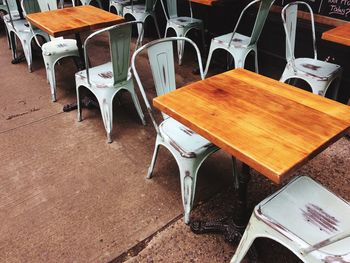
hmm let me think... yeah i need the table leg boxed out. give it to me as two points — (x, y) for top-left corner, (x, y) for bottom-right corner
(75, 33), (85, 70)
(190, 163), (258, 261)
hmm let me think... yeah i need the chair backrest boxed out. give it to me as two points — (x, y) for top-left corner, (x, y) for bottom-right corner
(21, 0), (40, 15)
(84, 21), (143, 86)
(160, 0), (194, 20)
(281, 1), (317, 63)
(131, 37), (204, 133)
(2, 0), (19, 19)
(229, 0), (274, 47)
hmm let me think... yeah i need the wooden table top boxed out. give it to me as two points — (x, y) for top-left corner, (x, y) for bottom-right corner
(26, 5), (124, 37)
(154, 69), (350, 184)
(322, 22), (350, 46)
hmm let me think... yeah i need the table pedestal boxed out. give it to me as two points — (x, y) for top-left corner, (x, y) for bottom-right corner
(190, 163), (258, 261)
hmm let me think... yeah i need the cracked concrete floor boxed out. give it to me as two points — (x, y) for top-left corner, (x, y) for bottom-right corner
(0, 24), (349, 263)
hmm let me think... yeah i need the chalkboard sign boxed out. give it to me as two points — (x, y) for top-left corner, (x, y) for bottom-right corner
(320, 0), (350, 20)
(274, 0), (350, 21)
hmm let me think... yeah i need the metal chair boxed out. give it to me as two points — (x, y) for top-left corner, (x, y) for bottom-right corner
(79, 0), (102, 8)
(131, 37), (231, 224)
(204, 0), (274, 76)
(21, 0), (80, 102)
(280, 2), (342, 99)
(160, 0), (205, 65)
(231, 176), (350, 262)
(75, 21), (146, 143)
(3, 0), (50, 72)
(122, 0), (160, 44)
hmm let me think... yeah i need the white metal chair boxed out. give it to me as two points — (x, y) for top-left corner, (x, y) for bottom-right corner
(79, 0), (102, 8)
(204, 0), (274, 76)
(280, 2), (342, 99)
(22, 0), (80, 102)
(131, 37), (229, 224)
(122, 0), (160, 44)
(4, 0), (51, 72)
(231, 176), (350, 263)
(75, 21), (145, 143)
(160, 0), (205, 65)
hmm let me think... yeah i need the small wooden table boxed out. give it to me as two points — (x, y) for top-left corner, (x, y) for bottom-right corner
(322, 22), (350, 47)
(154, 68), (350, 240)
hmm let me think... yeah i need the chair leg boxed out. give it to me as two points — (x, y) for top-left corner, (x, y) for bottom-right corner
(128, 86), (146, 125)
(45, 60), (57, 102)
(152, 14), (161, 39)
(22, 38), (33, 72)
(254, 49), (259, 73)
(177, 37), (185, 66)
(99, 98), (114, 143)
(147, 139), (161, 179)
(230, 218), (257, 263)
(76, 86), (83, 122)
(179, 161), (198, 224)
(137, 20), (145, 45)
(204, 41), (215, 77)
(10, 31), (17, 60)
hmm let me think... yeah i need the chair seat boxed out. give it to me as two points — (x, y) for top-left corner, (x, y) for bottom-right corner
(258, 176), (350, 255)
(3, 12), (21, 21)
(42, 38), (77, 56)
(168, 16), (202, 28)
(76, 62), (131, 89)
(293, 58), (341, 79)
(159, 118), (217, 157)
(5, 18), (31, 33)
(213, 32), (251, 48)
(123, 4), (148, 14)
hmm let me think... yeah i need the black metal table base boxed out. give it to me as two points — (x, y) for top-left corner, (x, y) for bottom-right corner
(191, 216), (245, 243)
(11, 54), (25, 64)
(63, 96), (99, 112)
(190, 163), (259, 262)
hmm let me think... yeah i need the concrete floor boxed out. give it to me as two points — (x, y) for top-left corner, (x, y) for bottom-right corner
(0, 24), (349, 263)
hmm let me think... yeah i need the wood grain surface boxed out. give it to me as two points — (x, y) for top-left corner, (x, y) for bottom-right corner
(153, 69), (350, 184)
(26, 5), (124, 37)
(322, 22), (350, 46)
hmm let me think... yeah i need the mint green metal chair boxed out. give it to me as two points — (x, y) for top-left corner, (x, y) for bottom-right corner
(160, 0), (205, 65)
(280, 2), (342, 99)
(21, 0), (80, 101)
(231, 176), (350, 262)
(75, 21), (145, 143)
(204, 0), (275, 76)
(4, 0), (50, 72)
(131, 37), (228, 224)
